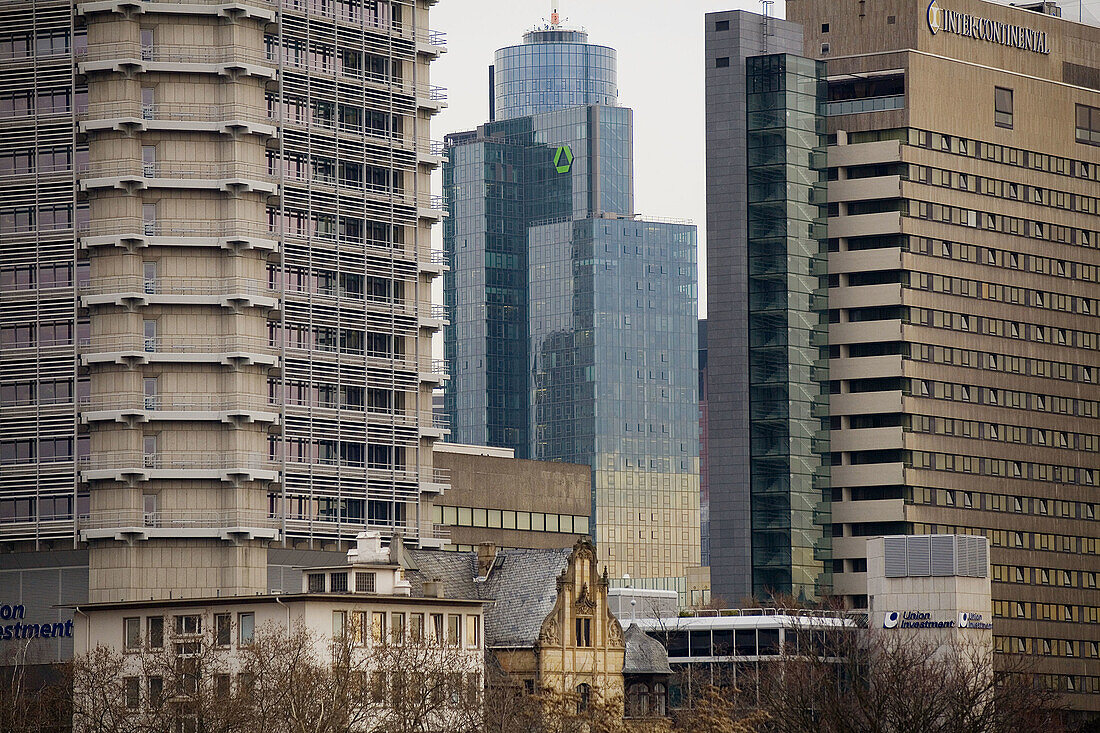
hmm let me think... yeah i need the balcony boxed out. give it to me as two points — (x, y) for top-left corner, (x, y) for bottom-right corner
(78, 508), (280, 542)
(416, 29), (447, 58)
(826, 95), (905, 117)
(79, 394), (278, 426)
(420, 358), (449, 385)
(419, 249), (449, 277)
(79, 335), (278, 367)
(80, 451), (279, 484)
(420, 412), (450, 440)
(78, 218), (278, 252)
(419, 303), (448, 331)
(76, 0), (275, 21)
(80, 276), (278, 310)
(80, 101), (275, 138)
(79, 161), (277, 195)
(418, 139), (448, 168)
(417, 85), (448, 114)
(420, 467), (449, 495)
(79, 43), (275, 78)
(418, 193), (446, 222)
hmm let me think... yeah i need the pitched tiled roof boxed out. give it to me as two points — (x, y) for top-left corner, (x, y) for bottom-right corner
(481, 547), (572, 647)
(403, 549), (479, 600)
(623, 623), (672, 675)
(404, 546), (572, 648)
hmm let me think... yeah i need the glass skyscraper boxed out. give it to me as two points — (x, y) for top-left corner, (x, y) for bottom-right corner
(444, 19), (700, 594)
(490, 26), (616, 122)
(745, 54), (831, 600)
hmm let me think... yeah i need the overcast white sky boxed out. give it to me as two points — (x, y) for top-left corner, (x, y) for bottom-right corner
(429, 1), (790, 318)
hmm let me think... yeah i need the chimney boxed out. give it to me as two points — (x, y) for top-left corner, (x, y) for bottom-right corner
(388, 531), (406, 566)
(423, 578), (445, 598)
(347, 530), (385, 564)
(476, 542), (497, 579)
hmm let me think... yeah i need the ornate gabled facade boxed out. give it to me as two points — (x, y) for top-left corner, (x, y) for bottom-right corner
(529, 538), (625, 700)
(407, 537), (639, 708)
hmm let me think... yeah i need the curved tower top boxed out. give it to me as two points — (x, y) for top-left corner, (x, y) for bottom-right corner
(491, 9), (618, 121)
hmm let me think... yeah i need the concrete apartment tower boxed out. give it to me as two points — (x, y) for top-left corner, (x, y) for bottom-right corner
(1, 0), (446, 609)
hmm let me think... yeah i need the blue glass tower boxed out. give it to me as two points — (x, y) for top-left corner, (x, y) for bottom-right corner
(491, 24), (617, 122)
(444, 19), (700, 595)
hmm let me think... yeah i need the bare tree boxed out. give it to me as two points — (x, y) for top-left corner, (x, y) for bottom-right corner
(69, 615), (487, 733)
(737, 627), (1066, 733)
(0, 639), (71, 733)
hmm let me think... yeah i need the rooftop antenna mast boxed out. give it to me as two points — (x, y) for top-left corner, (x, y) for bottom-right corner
(551, 2), (561, 27)
(760, 0), (774, 53)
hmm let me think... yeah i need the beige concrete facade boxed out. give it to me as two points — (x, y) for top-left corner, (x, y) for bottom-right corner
(432, 443), (591, 551)
(65, 0), (448, 602)
(789, 0), (1100, 712)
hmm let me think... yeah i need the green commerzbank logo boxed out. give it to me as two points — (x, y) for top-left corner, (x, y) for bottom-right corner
(554, 145), (574, 174)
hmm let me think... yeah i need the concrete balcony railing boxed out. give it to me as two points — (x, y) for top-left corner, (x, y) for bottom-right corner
(78, 508), (280, 541)
(79, 451), (279, 486)
(82, 101), (273, 132)
(80, 161), (273, 183)
(75, 0), (276, 18)
(81, 42), (272, 68)
(79, 335), (278, 367)
(79, 393), (276, 415)
(78, 218), (275, 244)
(79, 509), (279, 531)
(80, 334), (273, 354)
(79, 276), (275, 299)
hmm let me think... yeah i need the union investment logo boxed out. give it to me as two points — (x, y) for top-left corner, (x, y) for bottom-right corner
(883, 611), (901, 629)
(927, 0), (942, 34)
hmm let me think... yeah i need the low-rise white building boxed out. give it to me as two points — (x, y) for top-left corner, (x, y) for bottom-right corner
(70, 533), (486, 731)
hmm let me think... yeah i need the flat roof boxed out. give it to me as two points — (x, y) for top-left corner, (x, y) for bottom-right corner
(633, 615), (858, 631)
(65, 593), (487, 612)
(433, 442), (515, 458)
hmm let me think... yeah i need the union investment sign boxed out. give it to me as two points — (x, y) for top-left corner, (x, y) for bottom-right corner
(927, 0), (1050, 54)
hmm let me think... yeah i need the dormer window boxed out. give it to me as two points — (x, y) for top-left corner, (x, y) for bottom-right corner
(330, 572), (348, 593)
(308, 573), (325, 592)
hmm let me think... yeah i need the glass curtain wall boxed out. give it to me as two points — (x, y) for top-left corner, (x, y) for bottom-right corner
(493, 29), (616, 122)
(746, 54), (831, 601)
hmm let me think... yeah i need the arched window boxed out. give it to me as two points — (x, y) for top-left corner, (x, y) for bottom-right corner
(652, 682), (667, 716)
(575, 683), (591, 713)
(627, 682), (649, 718)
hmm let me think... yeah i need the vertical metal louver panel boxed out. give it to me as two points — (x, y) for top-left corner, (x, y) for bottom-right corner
(960, 535), (978, 577)
(884, 535), (908, 577)
(907, 535), (932, 576)
(973, 536), (989, 578)
(930, 534), (956, 576)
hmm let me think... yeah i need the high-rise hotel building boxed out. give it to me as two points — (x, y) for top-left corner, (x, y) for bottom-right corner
(1, 0), (447, 615)
(705, 0), (1099, 713)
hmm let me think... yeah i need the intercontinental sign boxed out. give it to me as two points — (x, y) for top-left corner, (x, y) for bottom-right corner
(927, 0), (1051, 55)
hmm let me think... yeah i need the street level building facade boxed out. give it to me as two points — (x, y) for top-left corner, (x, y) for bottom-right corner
(0, 0), (447, 613)
(443, 16), (700, 596)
